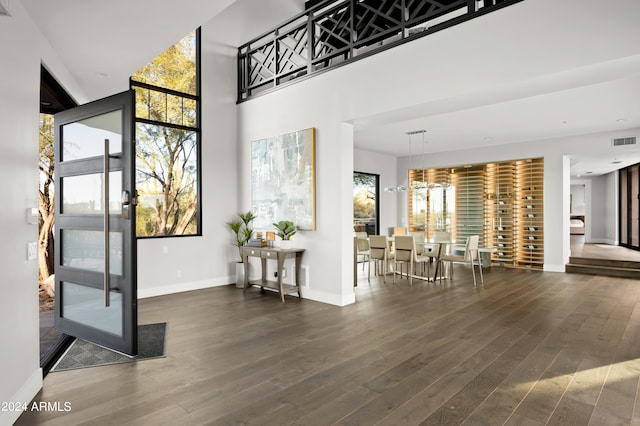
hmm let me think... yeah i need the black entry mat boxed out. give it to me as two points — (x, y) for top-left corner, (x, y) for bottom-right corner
(51, 323), (167, 372)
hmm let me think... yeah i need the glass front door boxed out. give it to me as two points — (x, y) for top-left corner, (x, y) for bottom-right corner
(54, 91), (137, 356)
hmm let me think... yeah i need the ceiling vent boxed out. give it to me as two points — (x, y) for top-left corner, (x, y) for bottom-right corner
(612, 136), (637, 147)
(0, 0), (12, 17)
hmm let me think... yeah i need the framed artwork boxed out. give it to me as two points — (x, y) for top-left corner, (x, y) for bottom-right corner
(251, 128), (316, 230)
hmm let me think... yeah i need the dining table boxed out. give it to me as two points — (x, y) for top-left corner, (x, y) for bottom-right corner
(386, 236), (454, 282)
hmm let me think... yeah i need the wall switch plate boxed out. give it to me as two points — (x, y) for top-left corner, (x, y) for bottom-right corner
(27, 241), (37, 260)
(26, 207), (38, 224)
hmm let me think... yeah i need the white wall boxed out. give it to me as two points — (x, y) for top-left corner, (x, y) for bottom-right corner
(571, 184), (586, 216)
(604, 171), (619, 245)
(238, 89), (357, 306)
(0, 3), (85, 424)
(354, 148), (398, 235)
(590, 176), (609, 242)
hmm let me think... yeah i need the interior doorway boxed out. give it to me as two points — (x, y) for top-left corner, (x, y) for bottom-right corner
(39, 65), (77, 374)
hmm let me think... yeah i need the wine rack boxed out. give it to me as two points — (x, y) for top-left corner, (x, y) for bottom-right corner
(515, 158), (544, 268)
(485, 162), (515, 265)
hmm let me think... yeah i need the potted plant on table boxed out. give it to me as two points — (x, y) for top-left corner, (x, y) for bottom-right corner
(227, 211), (257, 287)
(273, 220), (297, 249)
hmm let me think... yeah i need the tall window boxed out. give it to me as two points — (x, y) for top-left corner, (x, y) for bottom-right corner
(353, 172), (379, 235)
(130, 29), (201, 237)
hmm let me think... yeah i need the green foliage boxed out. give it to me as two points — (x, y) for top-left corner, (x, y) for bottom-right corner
(227, 211), (256, 261)
(131, 34), (196, 95)
(273, 220), (297, 240)
(353, 172), (376, 188)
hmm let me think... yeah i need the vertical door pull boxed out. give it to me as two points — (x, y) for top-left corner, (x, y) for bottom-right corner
(104, 139), (110, 307)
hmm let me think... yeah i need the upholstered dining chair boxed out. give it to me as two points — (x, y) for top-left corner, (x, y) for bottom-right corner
(433, 231), (451, 255)
(393, 235), (429, 287)
(369, 235), (394, 283)
(356, 235), (371, 273)
(409, 231), (426, 254)
(393, 226), (407, 236)
(436, 235), (483, 286)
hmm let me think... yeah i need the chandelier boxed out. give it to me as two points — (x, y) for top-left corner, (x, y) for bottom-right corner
(384, 130), (427, 193)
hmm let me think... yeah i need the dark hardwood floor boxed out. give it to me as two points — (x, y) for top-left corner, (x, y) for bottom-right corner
(17, 265), (640, 425)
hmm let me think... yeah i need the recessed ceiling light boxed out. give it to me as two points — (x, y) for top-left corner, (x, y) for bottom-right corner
(586, 171), (593, 174)
(616, 118), (628, 123)
(612, 160), (622, 164)
(561, 121), (567, 125)
(576, 174), (581, 177)
(95, 72), (109, 78)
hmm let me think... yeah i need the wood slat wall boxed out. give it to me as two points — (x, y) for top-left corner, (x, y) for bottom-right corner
(409, 157), (544, 269)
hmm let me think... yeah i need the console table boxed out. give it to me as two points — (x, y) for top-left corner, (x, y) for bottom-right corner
(241, 246), (305, 302)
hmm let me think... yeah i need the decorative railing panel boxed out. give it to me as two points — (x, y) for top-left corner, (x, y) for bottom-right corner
(238, 0), (524, 101)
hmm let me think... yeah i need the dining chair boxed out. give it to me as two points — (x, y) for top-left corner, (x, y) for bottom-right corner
(369, 235), (394, 283)
(409, 231), (426, 254)
(393, 235), (429, 287)
(393, 226), (407, 236)
(356, 236), (371, 273)
(433, 231), (451, 255)
(436, 235), (483, 286)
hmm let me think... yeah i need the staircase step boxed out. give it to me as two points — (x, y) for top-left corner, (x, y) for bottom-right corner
(568, 257), (640, 270)
(566, 263), (640, 279)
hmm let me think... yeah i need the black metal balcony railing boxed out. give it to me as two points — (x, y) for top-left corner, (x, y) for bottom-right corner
(237, 0), (523, 102)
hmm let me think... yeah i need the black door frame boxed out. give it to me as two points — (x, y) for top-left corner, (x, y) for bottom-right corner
(54, 90), (138, 356)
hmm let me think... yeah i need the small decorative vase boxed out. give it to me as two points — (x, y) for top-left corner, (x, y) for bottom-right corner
(280, 240), (291, 249)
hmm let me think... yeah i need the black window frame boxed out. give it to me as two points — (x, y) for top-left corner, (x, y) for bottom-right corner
(130, 28), (202, 239)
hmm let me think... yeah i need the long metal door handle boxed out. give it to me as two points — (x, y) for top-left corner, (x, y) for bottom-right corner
(104, 139), (110, 307)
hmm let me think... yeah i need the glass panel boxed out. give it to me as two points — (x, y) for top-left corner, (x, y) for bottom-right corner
(62, 282), (122, 336)
(62, 171), (122, 214)
(131, 31), (197, 95)
(183, 98), (197, 127)
(136, 123), (198, 236)
(353, 172), (377, 235)
(135, 88), (150, 121)
(61, 230), (123, 276)
(428, 187), (455, 233)
(148, 90), (166, 122)
(62, 110), (122, 161)
(167, 94), (183, 125)
(411, 188), (427, 231)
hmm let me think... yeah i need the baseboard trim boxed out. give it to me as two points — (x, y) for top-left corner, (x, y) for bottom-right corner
(544, 264), (566, 273)
(138, 278), (231, 299)
(1, 367), (42, 425)
(300, 287), (356, 306)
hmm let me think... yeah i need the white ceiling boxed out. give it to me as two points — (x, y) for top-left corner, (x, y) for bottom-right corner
(21, 0), (640, 178)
